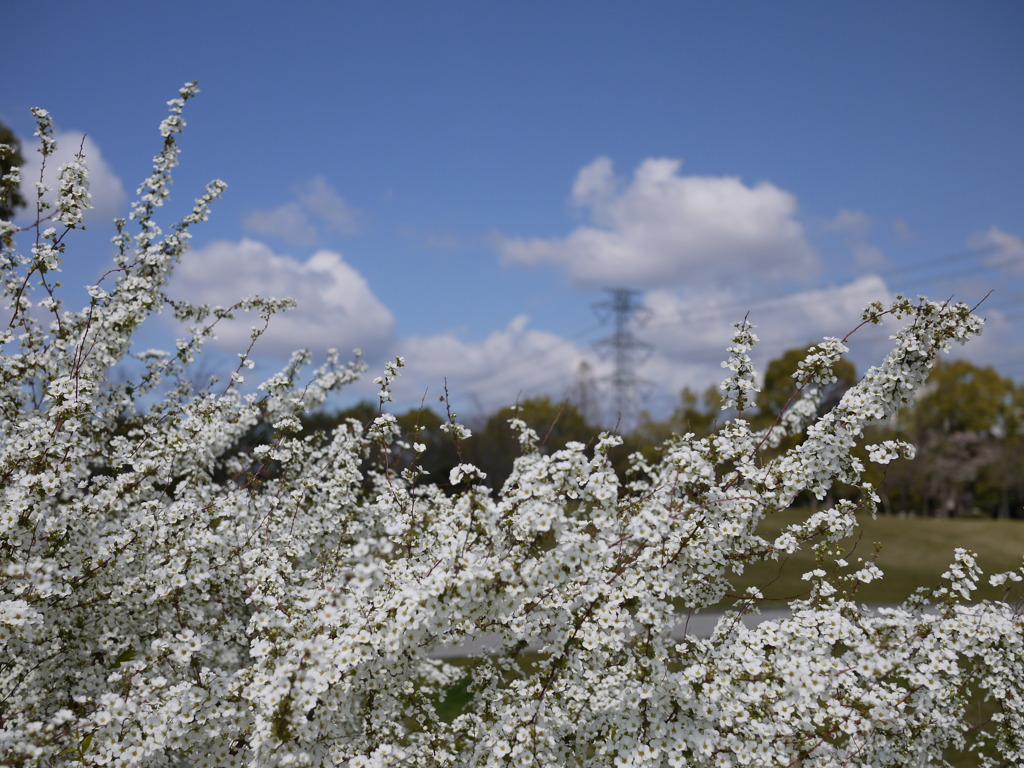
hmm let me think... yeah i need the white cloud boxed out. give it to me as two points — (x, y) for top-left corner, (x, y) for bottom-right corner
(892, 219), (913, 243)
(570, 156), (617, 219)
(753, 275), (895, 357)
(970, 226), (1024, 275)
(823, 208), (886, 271)
(243, 202), (317, 245)
(244, 176), (358, 244)
(18, 131), (126, 224)
(391, 275), (896, 423)
(637, 275), (896, 406)
(945, 302), (1024, 379)
(396, 315), (596, 417)
(398, 225), (464, 251)
(824, 208), (872, 236)
(296, 176), (358, 233)
(169, 239), (395, 358)
(499, 156), (818, 289)
(646, 275), (891, 354)
(851, 243), (885, 271)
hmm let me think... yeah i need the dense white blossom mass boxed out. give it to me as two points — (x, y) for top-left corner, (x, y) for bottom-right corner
(1, 83), (1022, 767)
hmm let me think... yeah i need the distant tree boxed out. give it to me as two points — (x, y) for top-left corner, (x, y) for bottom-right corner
(987, 382), (1024, 518)
(629, 385), (721, 467)
(0, 121), (27, 221)
(300, 401), (462, 491)
(906, 358), (1013, 435)
(756, 344), (857, 432)
(465, 396), (599, 490)
(886, 359), (1020, 517)
(751, 345), (859, 504)
(306, 400), (378, 434)
(391, 405), (463, 487)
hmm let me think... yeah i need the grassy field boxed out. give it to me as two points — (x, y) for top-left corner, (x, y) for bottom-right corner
(434, 512), (1023, 765)
(726, 509), (1024, 606)
(732, 511), (1023, 768)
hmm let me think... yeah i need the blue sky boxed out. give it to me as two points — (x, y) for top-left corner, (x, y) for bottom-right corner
(6, 1), (1024, 424)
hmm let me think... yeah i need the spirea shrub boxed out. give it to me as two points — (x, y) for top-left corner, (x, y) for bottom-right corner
(1, 83), (1022, 768)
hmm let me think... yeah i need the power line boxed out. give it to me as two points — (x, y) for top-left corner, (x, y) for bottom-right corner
(429, 243), (1023, 417)
(657, 243), (1021, 328)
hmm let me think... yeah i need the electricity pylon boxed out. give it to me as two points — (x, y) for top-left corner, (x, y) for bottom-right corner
(592, 288), (652, 432)
(570, 360), (600, 427)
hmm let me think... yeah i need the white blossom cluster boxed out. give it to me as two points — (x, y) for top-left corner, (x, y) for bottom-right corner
(1, 85), (1022, 768)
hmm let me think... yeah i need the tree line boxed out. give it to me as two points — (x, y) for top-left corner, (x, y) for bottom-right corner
(305, 349), (1023, 519)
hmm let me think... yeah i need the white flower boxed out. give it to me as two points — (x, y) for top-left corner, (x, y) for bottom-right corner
(0, 84), (1012, 768)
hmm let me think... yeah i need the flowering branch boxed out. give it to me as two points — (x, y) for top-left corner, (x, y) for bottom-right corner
(0, 85), (1021, 768)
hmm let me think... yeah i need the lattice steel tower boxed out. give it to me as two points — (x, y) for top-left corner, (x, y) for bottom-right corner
(592, 288), (652, 432)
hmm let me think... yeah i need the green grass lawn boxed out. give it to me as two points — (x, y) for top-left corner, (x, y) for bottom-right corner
(730, 511), (1024, 767)
(727, 509), (1024, 606)
(434, 512), (1023, 766)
